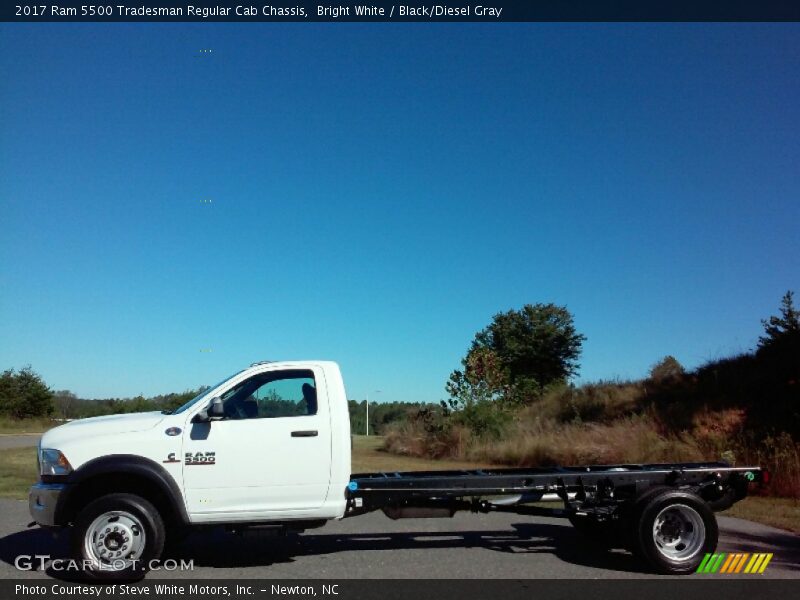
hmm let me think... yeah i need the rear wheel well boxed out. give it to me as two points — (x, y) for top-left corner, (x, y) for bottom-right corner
(62, 473), (179, 527)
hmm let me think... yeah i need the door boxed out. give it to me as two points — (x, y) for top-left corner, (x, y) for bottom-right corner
(182, 367), (331, 516)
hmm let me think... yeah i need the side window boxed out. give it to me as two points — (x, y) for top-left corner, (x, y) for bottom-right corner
(220, 370), (317, 420)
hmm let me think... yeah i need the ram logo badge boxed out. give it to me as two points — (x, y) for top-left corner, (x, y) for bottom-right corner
(185, 451), (216, 465)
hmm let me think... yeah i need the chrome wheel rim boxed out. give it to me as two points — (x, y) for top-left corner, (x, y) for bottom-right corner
(652, 504), (705, 561)
(83, 511), (146, 570)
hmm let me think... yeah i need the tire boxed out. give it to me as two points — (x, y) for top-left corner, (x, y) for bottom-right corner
(71, 493), (165, 581)
(705, 488), (737, 512)
(630, 489), (717, 575)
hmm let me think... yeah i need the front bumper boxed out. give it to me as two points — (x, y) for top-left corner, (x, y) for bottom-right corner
(28, 482), (68, 527)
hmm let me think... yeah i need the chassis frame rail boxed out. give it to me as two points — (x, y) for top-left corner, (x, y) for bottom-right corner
(344, 462), (764, 516)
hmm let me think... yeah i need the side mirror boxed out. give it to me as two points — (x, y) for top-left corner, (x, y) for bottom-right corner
(192, 397), (225, 423)
(208, 397), (225, 419)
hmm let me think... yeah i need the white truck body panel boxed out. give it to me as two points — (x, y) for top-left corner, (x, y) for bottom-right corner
(37, 361), (352, 524)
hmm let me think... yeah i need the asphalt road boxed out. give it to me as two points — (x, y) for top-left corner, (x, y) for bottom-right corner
(1, 498), (798, 580)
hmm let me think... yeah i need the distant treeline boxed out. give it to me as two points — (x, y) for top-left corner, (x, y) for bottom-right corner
(0, 374), (209, 420)
(50, 388), (207, 418)
(0, 368), (424, 433)
(348, 399), (436, 436)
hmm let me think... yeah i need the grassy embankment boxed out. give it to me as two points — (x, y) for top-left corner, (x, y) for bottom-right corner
(0, 433), (797, 533)
(385, 377), (800, 498)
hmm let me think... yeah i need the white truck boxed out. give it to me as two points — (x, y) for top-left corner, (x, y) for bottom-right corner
(29, 360), (766, 579)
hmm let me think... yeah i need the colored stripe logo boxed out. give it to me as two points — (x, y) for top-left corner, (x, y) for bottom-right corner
(696, 553), (773, 574)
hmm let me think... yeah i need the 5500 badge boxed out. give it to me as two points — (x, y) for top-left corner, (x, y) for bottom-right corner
(185, 451), (216, 466)
(162, 452), (216, 465)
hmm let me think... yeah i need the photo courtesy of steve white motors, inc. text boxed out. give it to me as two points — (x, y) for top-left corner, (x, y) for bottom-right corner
(14, 583), (338, 597)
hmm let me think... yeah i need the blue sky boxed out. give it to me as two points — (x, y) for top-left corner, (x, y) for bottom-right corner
(1, 24), (798, 402)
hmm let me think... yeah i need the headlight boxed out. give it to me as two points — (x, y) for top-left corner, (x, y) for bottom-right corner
(39, 448), (73, 477)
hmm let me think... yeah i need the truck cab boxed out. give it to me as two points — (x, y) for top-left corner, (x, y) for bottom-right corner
(29, 361), (352, 577)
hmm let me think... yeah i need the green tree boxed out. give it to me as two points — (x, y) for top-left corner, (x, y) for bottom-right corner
(0, 366), (54, 419)
(0, 369), (16, 415)
(348, 399), (367, 434)
(759, 290), (799, 350)
(448, 303), (586, 407)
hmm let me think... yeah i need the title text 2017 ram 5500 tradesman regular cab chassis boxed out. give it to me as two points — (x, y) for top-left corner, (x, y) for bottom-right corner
(29, 360), (766, 579)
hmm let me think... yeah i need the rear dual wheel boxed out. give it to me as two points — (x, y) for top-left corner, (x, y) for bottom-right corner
(631, 489), (718, 574)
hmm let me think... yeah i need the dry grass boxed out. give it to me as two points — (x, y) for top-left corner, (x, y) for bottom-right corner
(0, 417), (53, 434)
(535, 381), (643, 424)
(384, 412), (706, 467)
(352, 435), (494, 473)
(467, 415), (704, 466)
(383, 422), (477, 460)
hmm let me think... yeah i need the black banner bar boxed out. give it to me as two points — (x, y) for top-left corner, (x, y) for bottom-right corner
(5, 580), (800, 600)
(3, 1), (800, 23)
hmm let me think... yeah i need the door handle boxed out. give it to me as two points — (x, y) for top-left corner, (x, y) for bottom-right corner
(291, 430), (318, 437)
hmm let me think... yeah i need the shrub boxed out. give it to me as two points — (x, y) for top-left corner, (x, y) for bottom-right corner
(733, 432), (800, 498)
(649, 356), (685, 383)
(383, 418), (473, 460)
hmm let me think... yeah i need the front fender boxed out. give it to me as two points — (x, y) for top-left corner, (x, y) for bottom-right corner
(51, 454), (188, 526)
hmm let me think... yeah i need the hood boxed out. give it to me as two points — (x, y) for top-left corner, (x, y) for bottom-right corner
(41, 411), (167, 448)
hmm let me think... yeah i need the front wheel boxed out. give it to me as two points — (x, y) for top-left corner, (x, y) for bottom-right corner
(631, 489), (718, 575)
(71, 493), (165, 580)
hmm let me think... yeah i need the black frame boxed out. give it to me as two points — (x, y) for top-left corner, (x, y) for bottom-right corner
(344, 462), (764, 517)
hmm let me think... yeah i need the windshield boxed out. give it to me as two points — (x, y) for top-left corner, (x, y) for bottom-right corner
(170, 370), (245, 415)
